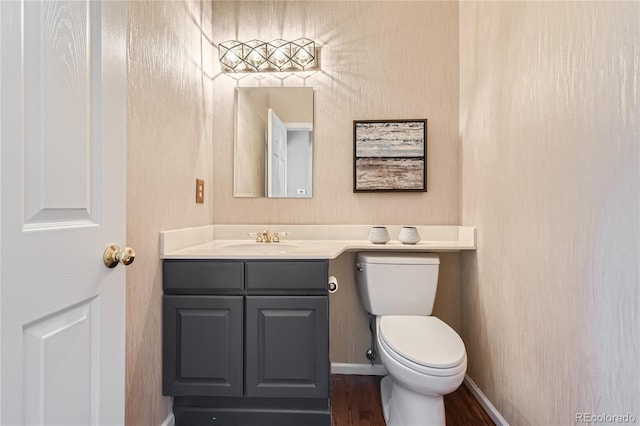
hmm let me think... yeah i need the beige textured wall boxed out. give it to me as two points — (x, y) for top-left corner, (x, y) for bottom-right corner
(126, 1), (214, 425)
(460, 2), (639, 424)
(211, 0), (460, 225)
(211, 0), (460, 365)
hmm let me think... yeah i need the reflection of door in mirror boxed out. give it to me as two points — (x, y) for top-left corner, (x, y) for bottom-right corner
(267, 109), (287, 197)
(234, 87), (314, 198)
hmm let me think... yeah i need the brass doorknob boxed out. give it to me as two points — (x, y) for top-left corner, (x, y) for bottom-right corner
(103, 244), (136, 268)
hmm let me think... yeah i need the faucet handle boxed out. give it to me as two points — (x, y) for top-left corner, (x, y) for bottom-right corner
(247, 232), (264, 243)
(272, 232), (288, 243)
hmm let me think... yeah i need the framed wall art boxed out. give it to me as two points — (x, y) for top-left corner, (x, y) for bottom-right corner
(353, 119), (427, 192)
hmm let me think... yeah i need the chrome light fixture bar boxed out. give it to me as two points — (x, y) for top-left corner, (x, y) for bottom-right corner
(219, 38), (316, 73)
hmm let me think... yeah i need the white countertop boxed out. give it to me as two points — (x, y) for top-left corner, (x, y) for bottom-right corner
(161, 225), (476, 260)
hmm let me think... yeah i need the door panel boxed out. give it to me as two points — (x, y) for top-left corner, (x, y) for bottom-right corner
(23, 299), (97, 425)
(245, 296), (329, 398)
(22, 0), (99, 228)
(0, 1), (126, 424)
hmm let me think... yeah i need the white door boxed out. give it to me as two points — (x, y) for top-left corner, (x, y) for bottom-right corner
(267, 108), (288, 197)
(0, 1), (127, 425)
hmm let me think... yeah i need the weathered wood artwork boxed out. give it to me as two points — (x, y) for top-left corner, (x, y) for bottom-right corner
(353, 120), (427, 192)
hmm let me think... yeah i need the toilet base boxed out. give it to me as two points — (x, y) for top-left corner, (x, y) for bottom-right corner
(379, 375), (445, 426)
(381, 376), (392, 422)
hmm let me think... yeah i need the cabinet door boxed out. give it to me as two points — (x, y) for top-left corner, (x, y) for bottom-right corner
(163, 296), (243, 396)
(245, 296), (329, 398)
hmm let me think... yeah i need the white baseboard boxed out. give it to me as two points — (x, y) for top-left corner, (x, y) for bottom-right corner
(159, 412), (175, 426)
(464, 375), (509, 426)
(331, 362), (387, 376)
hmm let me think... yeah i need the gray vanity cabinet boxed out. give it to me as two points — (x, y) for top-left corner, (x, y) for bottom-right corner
(162, 259), (330, 426)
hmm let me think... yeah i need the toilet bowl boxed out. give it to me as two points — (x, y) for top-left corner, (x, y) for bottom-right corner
(376, 316), (466, 426)
(355, 253), (468, 426)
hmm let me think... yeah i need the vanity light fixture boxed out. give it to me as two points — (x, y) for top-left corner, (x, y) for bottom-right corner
(219, 38), (316, 73)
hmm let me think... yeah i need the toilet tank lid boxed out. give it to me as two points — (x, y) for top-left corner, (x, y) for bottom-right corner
(357, 252), (440, 265)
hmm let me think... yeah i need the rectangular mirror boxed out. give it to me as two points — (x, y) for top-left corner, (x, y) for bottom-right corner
(234, 87), (314, 198)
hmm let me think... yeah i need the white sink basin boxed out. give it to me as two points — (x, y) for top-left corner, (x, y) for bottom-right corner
(219, 243), (299, 253)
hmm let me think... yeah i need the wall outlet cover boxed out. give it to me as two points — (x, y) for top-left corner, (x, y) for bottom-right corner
(196, 179), (204, 203)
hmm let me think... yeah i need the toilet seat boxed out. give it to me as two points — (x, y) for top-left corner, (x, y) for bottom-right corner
(378, 316), (466, 377)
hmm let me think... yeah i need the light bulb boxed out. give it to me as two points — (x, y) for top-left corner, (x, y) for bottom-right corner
(274, 48), (285, 61)
(226, 51), (239, 64)
(249, 50), (261, 62)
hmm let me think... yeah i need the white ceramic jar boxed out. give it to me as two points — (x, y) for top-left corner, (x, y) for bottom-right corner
(369, 226), (390, 244)
(398, 226), (420, 244)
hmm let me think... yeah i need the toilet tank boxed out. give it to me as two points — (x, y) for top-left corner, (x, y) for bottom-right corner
(356, 252), (440, 316)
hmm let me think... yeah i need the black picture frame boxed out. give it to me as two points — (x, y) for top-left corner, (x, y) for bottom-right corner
(353, 119), (427, 192)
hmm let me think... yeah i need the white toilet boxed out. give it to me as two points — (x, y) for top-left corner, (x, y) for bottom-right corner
(356, 252), (467, 426)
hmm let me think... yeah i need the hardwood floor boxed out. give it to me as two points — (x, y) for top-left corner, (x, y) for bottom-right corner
(331, 375), (494, 426)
